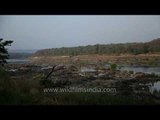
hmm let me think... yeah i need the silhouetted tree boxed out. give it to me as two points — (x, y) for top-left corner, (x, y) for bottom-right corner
(0, 38), (13, 66)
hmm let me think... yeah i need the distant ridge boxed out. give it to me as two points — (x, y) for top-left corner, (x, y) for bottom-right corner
(147, 38), (160, 44)
(8, 49), (38, 59)
(32, 38), (160, 56)
(8, 49), (38, 53)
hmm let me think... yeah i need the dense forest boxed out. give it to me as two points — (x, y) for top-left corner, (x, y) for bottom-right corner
(33, 38), (160, 56)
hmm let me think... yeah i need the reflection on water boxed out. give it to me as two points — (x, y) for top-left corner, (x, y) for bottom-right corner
(119, 66), (160, 76)
(81, 65), (160, 76)
(148, 81), (160, 98)
(150, 81), (160, 93)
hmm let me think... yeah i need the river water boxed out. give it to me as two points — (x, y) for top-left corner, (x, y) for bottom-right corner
(150, 81), (160, 93)
(81, 65), (160, 76)
(119, 66), (160, 76)
(7, 59), (31, 64)
(81, 65), (160, 92)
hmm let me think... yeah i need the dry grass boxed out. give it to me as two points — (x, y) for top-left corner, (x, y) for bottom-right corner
(29, 54), (160, 67)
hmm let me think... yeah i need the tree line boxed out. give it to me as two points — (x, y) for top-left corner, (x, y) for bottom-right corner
(33, 38), (160, 56)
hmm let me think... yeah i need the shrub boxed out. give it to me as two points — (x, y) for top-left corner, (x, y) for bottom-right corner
(110, 63), (117, 71)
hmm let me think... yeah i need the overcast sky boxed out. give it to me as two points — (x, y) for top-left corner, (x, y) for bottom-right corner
(0, 15), (160, 50)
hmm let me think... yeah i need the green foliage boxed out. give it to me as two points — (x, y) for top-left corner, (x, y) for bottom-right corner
(33, 38), (160, 56)
(110, 63), (117, 71)
(143, 45), (149, 53)
(129, 71), (134, 74)
(0, 38), (13, 66)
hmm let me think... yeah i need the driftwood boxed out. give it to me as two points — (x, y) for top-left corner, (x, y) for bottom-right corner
(44, 65), (65, 81)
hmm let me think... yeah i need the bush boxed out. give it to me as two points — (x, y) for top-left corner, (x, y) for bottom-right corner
(129, 71), (134, 74)
(110, 63), (117, 71)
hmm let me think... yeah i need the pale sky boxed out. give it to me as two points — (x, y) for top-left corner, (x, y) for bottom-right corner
(0, 15), (160, 50)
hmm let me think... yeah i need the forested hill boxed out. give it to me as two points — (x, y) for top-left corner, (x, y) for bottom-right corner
(9, 52), (33, 59)
(33, 38), (160, 56)
(8, 49), (37, 59)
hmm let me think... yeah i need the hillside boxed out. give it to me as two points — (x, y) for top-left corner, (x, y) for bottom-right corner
(8, 49), (38, 59)
(9, 52), (33, 59)
(32, 38), (160, 57)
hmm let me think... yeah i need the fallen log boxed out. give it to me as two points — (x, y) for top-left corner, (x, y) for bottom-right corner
(44, 65), (65, 81)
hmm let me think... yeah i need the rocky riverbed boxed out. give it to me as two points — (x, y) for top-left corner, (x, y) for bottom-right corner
(5, 63), (160, 91)
(1, 63), (160, 105)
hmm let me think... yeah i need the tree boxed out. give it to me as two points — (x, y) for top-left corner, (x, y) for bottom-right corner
(143, 44), (149, 54)
(0, 38), (13, 66)
(95, 44), (99, 54)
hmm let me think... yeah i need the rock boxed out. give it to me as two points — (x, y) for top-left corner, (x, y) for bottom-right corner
(134, 72), (145, 78)
(97, 72), (109, 79)
(125, 77), (136, 81)
(19, 67), (30, 72)
(54, 64), (66, 71)
(79, 73), (85, 77)
(98, 73), (105, 77)
(95, 67), (107, 72)
(67, 65), (78, 71)
(41, 66), (53, 71)
(23, 65), (43, 72)
(81, 67), (96, 73)
(8, 69), (18, 72)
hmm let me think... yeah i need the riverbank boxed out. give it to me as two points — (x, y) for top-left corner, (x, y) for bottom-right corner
(29, 54), (160, 67)
(1, 54), (160, 105)
(1, 61), (160, 105)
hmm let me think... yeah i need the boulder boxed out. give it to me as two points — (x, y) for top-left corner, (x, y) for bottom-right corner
(97, 72), (109, 79)
(66, 65), (79, 75)
(134, 72), (145, 78)
(8, 69), (18, 72)
(19, 67), (31, 72)
(41, 66), (53, 71)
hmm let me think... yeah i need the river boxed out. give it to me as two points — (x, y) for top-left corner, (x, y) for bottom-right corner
(81, 65), (160, 76)
(119, 66), (160, 76)
(81, 64), (160, 94)
(7, 59), (31, 64)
